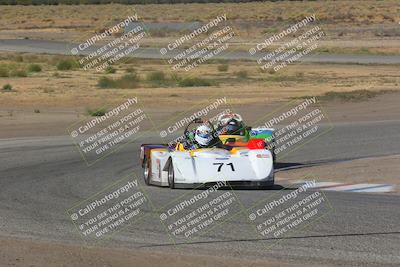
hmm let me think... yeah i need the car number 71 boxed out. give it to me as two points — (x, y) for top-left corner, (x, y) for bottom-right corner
(213, 162), (235, 172)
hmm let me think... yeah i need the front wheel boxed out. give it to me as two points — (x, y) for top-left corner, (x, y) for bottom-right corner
(168, 161), (175, 189)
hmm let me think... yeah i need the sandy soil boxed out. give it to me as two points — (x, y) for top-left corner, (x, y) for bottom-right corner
(0, 237), (322, 267)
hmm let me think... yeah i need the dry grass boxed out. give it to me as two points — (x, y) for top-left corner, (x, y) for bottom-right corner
(0, 51), (399, 111)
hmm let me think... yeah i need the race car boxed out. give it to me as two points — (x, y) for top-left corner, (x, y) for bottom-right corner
(140, 118), (274, 189)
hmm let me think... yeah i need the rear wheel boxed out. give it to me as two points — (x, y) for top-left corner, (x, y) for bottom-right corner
(143, 157), (151, 185)
(168, 161), (175, 189)
(272, 148), (276, 163)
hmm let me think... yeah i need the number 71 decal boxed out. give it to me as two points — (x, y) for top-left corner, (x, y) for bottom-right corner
(213, 162), (235, 172)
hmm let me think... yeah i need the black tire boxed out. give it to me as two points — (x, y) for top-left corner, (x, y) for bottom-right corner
(168, 161), (175, 189)
(143, 157), (151, 185)
(272, 148), (276, 163)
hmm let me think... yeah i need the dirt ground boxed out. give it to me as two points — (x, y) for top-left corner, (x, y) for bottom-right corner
(1, 88), (400, 138)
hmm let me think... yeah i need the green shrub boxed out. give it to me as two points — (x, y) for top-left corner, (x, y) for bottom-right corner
(57, 59), (78, 70)
(170, 73), (180, 82)
(116, 74), (140, 88)
(28, 64), (42, 72)
(217, 64), (229, 72)
(177, 77), (214, 87)
(34, 109), (40, 113)
(98, 76), (114, 88)
(321, 90), (383, 102)
(15, 55), (24, 62)
(0, 63), (29, 77)
(147, 71), (165, 81)
(98, 74), (139, 89)
(2, 84), (13, 91)
(105, 66), (116, 73)
(0, 66), (8, 77)
(43, 88), (55, 93)
(86, 108), (107, 117)
(146, 71), (168, 86)
(294, 89), (395, 102)
(235, 70), (248, 79)
(126, 67), (136, 73)
(10, 69), (27, 77)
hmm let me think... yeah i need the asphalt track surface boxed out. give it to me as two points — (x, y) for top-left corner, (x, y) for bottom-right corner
(1, 120), (400, 266)
(1, 38), (400, 64)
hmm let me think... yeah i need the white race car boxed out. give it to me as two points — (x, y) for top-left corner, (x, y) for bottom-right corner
(140, 119), (274, 189)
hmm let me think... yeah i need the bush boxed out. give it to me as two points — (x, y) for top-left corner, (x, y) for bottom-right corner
(98, 74), (139, 89)
(146, 71), (168, 86)
(15, 55), (24, 62)
(217, 64), (229, 72)
(86, 108), (107, 117)
(0, 64), (29, 77)
(125, 67), (135, 73)
(321, 90), (383, 102)
(235, 70), (248, 79)
(10, 69), (27, 77)
(98, 76), (114, 88)
(105, 66), (116, 74)
(116, 74), (140, 88)
(294, 89), (395, 103)
(43, 88), (55, 93)
(170, 73), (180, 82)
(2, 84), (13, 91)
(57, 59), (78, 70)
(34, 109), (40, 113)
(0, 66), (8, 77)
(147, 71), (165, 81)
(28, 64), (42, 72)
(177, 77), (213, 87)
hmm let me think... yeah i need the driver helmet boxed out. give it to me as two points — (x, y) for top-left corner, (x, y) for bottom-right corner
(194, 125), (212, 147)
(217, 113), (243, 135)
(224, 119), (242, 135)
(217, 113), (243, 128)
